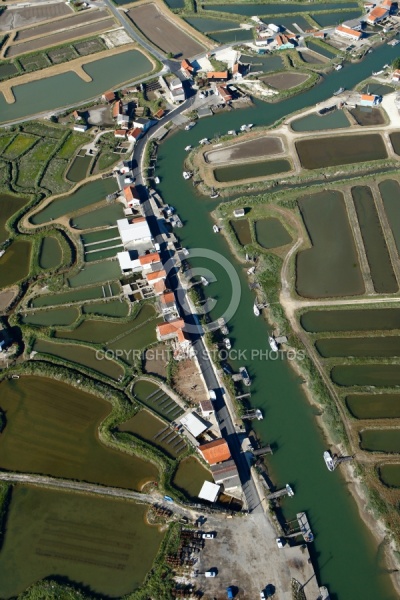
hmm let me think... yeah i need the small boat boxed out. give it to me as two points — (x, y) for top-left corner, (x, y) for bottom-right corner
(227, 130), (236, 135)
(154, 176), (160, 184)
(218, 317), (229, 335)
(183, 171), (192, 180)
(269, 336), (278, 352)
(324, 450), (336, 472)
(200, 276), (209, 286)
(223, 338), (232, 350)
(372, 70), (383, 76)
(334, 64), (343, 70)
(213, 224), (219, 233)
(392, 39), (400, 46)
(239, 366), (251, 387)
(222, 363), (233, 375)
(383, 63), (389, 69)
(255, 408), (263, 421)
(247, 266), (255, 275)
(253, 303), (260, 317)
(185, 145), (192, 151)
(210, 188), (219, 199)
(185, 121), (196, 131)
(367, 48), (373, 53)
(0, 250), (5, 258)
(11, 374), (20, 379)
(181, 247), (189, 256)
(199, 138), (209, 145)
(240, 123), (253, 132)
(333, 87), (344, 96)
(285, 484), (294, 497)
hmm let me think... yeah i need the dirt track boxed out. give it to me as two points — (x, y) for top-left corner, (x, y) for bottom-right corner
(7, 18), (116, 57)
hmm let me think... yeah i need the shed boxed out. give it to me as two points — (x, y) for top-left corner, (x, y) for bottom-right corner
(180, 412), (208, 438)
(198, 481), (220, 502)
(233, 208), (245, 217)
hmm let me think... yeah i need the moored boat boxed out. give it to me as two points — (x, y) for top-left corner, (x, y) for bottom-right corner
(333, 87), (344, 96)
(183, 171), (192, 180)
(185, 145), (192, 151)
(334, 64), (343, 70)
(213, 224), (219, 233)
(223, 338), (232, 350)
(255, 408), (263, 420)
(253, 303), (260, 316)
(200, 276), (209, 286)
(269, 336), (278, 352)
(247, 266), (255, 275)
(324, 450), (336, 472)
(285, 484), (294, 497)
(239, 366), (251, 386)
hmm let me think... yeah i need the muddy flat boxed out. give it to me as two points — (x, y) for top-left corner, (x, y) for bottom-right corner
(205, 136), (284, 164)
(7, 18), (116, 56)
(127, 3), (204, 57)
(0, 3), (73, 32)
(262, 72), (309, 90)
(15, 9), (109, 41)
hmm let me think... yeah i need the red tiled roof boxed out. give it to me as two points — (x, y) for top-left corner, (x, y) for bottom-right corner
(139, 252), (160, 265)
(153, 279), (167, 294)
(361, 93), (375, 101)
(199, 439), (231, 465)
(103, 91), (116, 102)
(123, 186), (140, 202)
(181, 59), (194, 72)
(207, 71), (228, 79)
(114, 129), (126, 137)
(157, 318), (185, 337)
(160, 291), (175, 305)
(336, 24), (362, 38)
(146, 269), (167, 281)
(128, 127), (142, 139)
(368, 6), (388, 19)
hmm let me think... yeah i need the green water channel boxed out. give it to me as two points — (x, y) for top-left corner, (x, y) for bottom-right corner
(332, 364), (400, 387)
(379, 179), (400, 256)
(154, 43), (400, 595)
(72, 202), (125, 229)
(296, 190), (364, 298)
(230, 219), (252, 246)
(312, 9), (362, 27)
(184, 17), (242, 32)
(0, 240), (31, 289)
(67, 259), (121, 287)
(31, 282), (120, 308)
(0, 51), (153, 124)
(291, 110), (350, 132)
(255, 218), (292, 249)
(0, 377), (157, 489)
(316, 336), (400, 358)
(242, 54), (284, 73)
(390, 132), (400, 155)
(32, 178), (117, 225)
(0, 193), (29, 243)
(301, 308), (400, 332)
(379, 464), (400, 487)
(214, 159), (291, 182)
(360, 429), (400, 453)
(173, 456), (213, 500)
(84, 245), (122, 263)
(346, 394), (400, 419)
(83, 299), (129, 317)
(22, 307), (79, 327)
(305, 39), (337, 58)
(352, 186), (397, 293)
(0, 485), (164, 599)
(33, 338), (123, 380)
(119, 409), (187, 458)
(66, 154), (92, 182)
(210, 29), (253, 43)
(296, 133), (387, 169)
(38, 236), (62, 270)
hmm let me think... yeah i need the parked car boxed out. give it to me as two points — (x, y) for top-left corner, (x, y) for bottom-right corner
(226, 587), (234, 599)
(202, 532), (215, 539)
(276, 537), (285, 549)
(205, 570), (217, 577)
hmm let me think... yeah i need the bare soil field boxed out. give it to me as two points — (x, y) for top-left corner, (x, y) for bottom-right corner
(127, 3), (204, 57)
(205, 135), (285, 165)
(172, 358), (206, 404)
(16, 9), (109, 41)
(47, 45), (78, 65)
(0, 287), (18, 313)
(143, 343), (170, 379)
(0, 3), (73, 33)
(7, 18), (115, 57)
(262, 72), (309, 90)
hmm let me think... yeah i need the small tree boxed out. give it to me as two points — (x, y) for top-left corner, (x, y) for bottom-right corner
(392, 57), (400, 69)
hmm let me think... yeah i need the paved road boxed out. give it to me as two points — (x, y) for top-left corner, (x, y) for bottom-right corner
(131, 106), (263, 514)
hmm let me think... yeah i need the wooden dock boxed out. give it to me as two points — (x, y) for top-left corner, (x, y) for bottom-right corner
(252, 445), (273, 456)
(296, 511), (314, 543)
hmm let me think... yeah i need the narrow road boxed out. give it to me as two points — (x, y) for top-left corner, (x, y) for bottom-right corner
(0, 471), (200, 518)
(132, 106), (263, 514)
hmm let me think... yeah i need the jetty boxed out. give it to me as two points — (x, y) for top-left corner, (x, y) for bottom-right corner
(241, 408), (263, 421)
(266, 484), (294, 500)
(296, 511), (314, 543)
(252, 445), (273, 456)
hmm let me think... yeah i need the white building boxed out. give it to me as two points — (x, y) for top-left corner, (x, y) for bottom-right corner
(180, 412), (209, 438)
(117, 217), (153, 246)
(198, 481), (220, 502)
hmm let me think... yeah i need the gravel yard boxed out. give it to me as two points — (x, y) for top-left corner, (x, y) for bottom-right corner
(127, 3), (204, 57)
(205, 136), (285, 164)
(0, 3), (73, 32)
